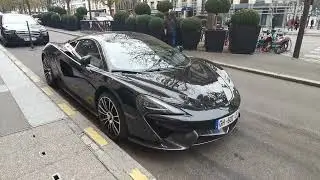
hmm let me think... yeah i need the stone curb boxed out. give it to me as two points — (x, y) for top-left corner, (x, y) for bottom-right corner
(0, 44), (155, 180)
(48, 28), (320, 88)
(210, 61), (320, 88)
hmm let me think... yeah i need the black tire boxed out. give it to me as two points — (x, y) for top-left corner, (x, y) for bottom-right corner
(97, 92), (128, 141)
(42, 55), (57, 88)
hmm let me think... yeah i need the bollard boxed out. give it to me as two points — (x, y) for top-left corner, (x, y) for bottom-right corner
(26, 21), (34, 49)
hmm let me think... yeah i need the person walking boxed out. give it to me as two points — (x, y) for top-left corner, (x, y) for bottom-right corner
(294, 19), (299, 30)
(165, 12), (177, 46)
(311, 19), (314, 29)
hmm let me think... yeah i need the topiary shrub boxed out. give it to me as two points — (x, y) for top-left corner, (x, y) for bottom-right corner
(61, 15), (79, 30)
(154, 12), (164, 19)
(180, 17), (201, 32)
(134, 3), (151, 15)
(51, 14), (61, 28)
(75, 7), (87, 20)
(114, 11), (129, 24)
(205, 0), (230, 30)
(125, 16), (136, 31)
(180, 17), (202, 49)
(148, 17), (165, 40)
(48, 6), (67, 15)
(40, 12), (55, 26)
(231, 9), (260, 26)
(156, 0), (172, 13)
(136, 14), (152, 34)
(229, 9), (261, 54)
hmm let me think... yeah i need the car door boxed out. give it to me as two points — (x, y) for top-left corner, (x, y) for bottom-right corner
(64, 38), (106, 108)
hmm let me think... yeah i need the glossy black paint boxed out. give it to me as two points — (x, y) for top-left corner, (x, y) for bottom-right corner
(42, 32), (241, 150)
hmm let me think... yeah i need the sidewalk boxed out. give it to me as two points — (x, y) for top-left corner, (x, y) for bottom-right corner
(0, 45), (154, 179)
(185, 51), (320, 87)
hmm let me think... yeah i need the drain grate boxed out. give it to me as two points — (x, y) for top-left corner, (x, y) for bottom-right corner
(39, 151), (46, 156)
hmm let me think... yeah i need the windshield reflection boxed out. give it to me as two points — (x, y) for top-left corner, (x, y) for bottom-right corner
(99, 33), (190, 72)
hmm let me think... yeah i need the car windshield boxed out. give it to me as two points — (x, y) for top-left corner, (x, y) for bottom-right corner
(3, 14), (37, 25)
(100, 33), (190, 72)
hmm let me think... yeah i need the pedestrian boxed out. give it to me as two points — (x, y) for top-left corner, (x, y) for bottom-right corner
(311, 19), (314, 29)
(165, 12), (177, 46)
(294, 20), (299, 30)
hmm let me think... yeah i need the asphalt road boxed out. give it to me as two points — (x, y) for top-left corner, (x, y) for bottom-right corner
(6, 31), (320, 180)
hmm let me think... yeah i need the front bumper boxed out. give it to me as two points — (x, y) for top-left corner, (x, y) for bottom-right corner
(127, 110), (240, 150)
(2, 32), (49, 45)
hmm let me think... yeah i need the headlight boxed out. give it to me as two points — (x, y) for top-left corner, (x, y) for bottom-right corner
(216, 69), (234, 88)
(4, 29), (15, 34)
(40, 29), (48, 35)
(137, 95), (185, 115)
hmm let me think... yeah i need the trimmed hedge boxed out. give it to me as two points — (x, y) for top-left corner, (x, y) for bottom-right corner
(154, 12), (164, 19)
(136, 14), (152, 33)
(125, 16), (136, 31)
(51, 14), (61, 28)
(231, 9), (260, 26)
(114, 11), (129, 24)
(48, 6), (67, 15)
(134, 3), (151, 15)
(180, 17), (202, 32)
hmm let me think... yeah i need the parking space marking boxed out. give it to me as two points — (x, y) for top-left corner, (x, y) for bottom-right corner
(84, 127), (108, 146)
(41, 86), (53, 96)
(58, 103), (76, 116)
(129, 168), (148, 180)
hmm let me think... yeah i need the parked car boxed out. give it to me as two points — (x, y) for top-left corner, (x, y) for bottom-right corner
(41, 32), (241, 150)
(0, 13), (49, 46)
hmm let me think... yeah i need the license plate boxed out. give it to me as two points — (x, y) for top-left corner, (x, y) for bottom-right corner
(215, 110), (239, 129)
(24, 37), (36, 41)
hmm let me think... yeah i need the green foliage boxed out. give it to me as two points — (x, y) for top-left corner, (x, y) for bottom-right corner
(154, 12), (164, 19)
(50, 13), (61, 27)
(201, 19), (207, 26)
(205, 0), (231, 14)
(114, 11), (130, 24)
(40, 12), (55, 26)
(61, 15), (78, 30)
(136, 14), (152, 26)
(125, 16), (136, 30)
(180, 17), (202, 32)
(74, 7), (87, 20)
(231, 9), (260, 26)
(156, 0), (173, 13)
(48, 6), (67, 15)
(134, 2), (151, 15)
(148, 17), (164, 31)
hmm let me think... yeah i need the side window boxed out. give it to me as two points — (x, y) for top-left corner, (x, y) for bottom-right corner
(75, 39), (104, 68)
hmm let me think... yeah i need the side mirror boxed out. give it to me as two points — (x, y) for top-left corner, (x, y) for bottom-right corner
(80, 55), (91, 66)
(176, 46), (183, 52)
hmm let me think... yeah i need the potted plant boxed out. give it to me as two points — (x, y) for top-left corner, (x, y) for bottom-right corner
(148, 17), (165, 40)
(229, 9), (261, 54)
(180, 17), (201, 50)
(125, 16), (136, 31)
(205, 0), (231, 52)
(112, 11), (129, 31)
(136, 15), (152, 34)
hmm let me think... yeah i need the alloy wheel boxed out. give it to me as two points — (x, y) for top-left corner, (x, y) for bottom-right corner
(98, 96), (121, 138)
(42, 57), (53, 84)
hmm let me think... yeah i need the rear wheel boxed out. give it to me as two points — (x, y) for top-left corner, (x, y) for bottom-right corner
(42, 55), (57, 88)
(97, 92), (128, 141)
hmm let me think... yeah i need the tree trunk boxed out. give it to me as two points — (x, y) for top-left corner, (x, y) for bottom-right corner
(293, 0), (311, 58)
(206, 13), (217, 30)
(108, 5), (112, 16)
(25, 0), (31, 15)
(67, 2), (71, 15)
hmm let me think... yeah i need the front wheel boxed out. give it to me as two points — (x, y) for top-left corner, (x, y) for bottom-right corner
(97, 92), (128, 141)
(42, 55), (57, 88)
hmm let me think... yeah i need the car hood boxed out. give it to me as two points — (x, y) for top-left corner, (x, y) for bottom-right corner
(3, 24), (44, 32)
(119, 58), (237, 111)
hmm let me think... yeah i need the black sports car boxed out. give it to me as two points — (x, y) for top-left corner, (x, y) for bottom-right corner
(0, 13), (49, 46)
(42, 32), (241, 150)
